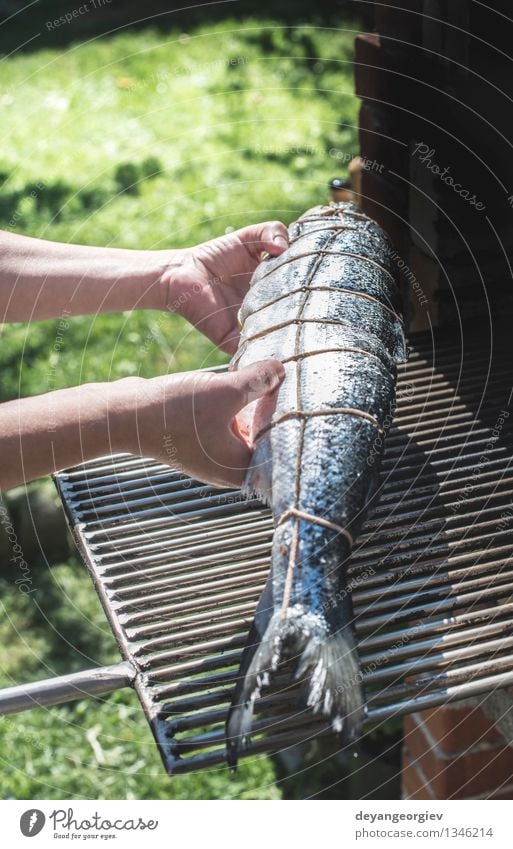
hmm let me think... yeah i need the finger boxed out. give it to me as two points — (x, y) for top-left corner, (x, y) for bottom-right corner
(217, 327), (240, 355)
(198, 439), (250, 489)
(223, 359), (285, 412)
(215, 431), (252, 486)
(236, 221), (289, 259)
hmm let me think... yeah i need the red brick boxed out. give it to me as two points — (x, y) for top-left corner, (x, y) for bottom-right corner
(402, 740), (513, 799)
(402, 704), (513, 799)
(402, 748), (435, 800)
(354, 33), (383, 101)
(405, 716), (502, 768)
(375, 3), (423, 42)
(359, 101), (409, 177)
(355, 32), (430, 109)
(486, 784), (513, 800)
(404, 718), (513, 799)
(360, 169), (408, 249)
(411, 704), (504, 753)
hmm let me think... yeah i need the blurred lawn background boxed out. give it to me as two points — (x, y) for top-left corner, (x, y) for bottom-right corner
(0, 1), (401, 800)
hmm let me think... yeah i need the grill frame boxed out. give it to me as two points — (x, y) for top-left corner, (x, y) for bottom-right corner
(47, 327), (513, 774)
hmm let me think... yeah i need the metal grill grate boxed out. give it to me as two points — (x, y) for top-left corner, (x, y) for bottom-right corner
(54, 328), (513, 774)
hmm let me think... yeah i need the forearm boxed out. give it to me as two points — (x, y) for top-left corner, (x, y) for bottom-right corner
(0, 231), (184, 321)
(0, 359), (284, 492)
(0, 379), (143, 491)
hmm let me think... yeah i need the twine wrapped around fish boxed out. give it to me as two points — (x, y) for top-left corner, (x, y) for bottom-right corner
(226, 202), (407, 766)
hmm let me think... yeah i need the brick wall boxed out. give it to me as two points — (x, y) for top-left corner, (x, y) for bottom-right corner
(403, 704), (513, 800)
(355, 1), (513, 332)
(355, 2), (513, 799)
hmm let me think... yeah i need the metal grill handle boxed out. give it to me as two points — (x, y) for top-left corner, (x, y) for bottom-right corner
(0, 661), (135, 716)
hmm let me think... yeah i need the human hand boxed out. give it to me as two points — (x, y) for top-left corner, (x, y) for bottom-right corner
(113, 359), (284, 488)
(160, 222), (289, 354)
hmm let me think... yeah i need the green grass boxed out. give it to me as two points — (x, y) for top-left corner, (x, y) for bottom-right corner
(0, 17), (359, 798)
(0, 19), (358, 397)
(0, 558), (280, 799)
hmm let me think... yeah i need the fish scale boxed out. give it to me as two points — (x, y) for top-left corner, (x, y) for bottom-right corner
(226, 202), (407, 767)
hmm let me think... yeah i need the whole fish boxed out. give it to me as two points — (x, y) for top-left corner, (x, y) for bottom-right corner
(226, 201), (407, 766)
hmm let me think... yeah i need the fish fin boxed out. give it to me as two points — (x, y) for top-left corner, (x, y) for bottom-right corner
(225, 621), (266, 769)
(295, 627), (365, 740)
(225, 576), (274, 769)
(225, 609), (281, 769)
(225, 609), (364, 768)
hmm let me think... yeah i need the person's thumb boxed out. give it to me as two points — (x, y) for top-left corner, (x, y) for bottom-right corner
(259, 221), (289, 256)
(238, 221), (289, 259)
(221, 359), (285, 414)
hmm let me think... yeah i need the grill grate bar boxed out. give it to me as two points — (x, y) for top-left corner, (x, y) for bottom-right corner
(110, 558), (270, 601)
(75, 438), (512, 527)
(87, 510), (271, 550)
(54, 329), (513, 774)
(102, 538), (273, 576)
(77, 487), (243, 521)
(80, 497), (262, 535)
(115, 570), (269, 615)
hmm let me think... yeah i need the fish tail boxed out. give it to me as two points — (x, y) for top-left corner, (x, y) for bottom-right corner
(225, 607), (364, 768)
(296, 622), (365, 738)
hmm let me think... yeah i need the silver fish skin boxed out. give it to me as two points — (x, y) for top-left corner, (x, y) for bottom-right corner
(225, 202), (407, 767)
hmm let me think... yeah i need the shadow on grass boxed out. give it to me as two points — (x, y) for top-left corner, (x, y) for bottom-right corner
(0, 556), (119, 683)
(0, 0), (366, 56)
(0, 155), (164, 226)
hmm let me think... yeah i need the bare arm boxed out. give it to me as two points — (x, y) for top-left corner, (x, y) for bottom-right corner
(0, 382), (123, 490)
(0, 361), (284, 492)
(0, 230), (176, 321)
(0, 220), (288, 491)
(0, 221), (288, 338)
